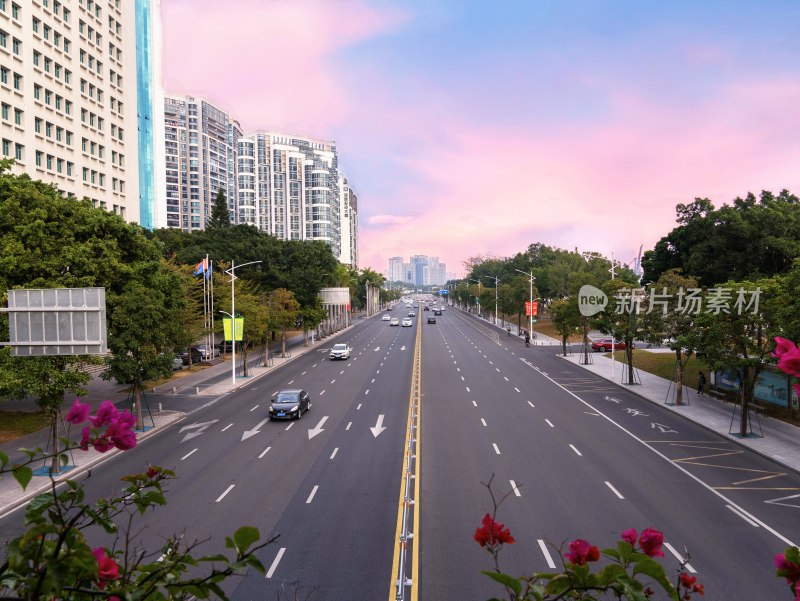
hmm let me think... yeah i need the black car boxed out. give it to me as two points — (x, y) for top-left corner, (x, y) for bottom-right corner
(433, 309), (442, 315)
(427, 316), (436, 324)
(269, 389), (311, 420)
(181, 347), (204, 365)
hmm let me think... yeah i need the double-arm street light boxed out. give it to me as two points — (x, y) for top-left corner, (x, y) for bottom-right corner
(484, 275), (499, 325)
(224, 259), (262, 386)
(468, 278), (481, 316)
(515, 269), (536, 335)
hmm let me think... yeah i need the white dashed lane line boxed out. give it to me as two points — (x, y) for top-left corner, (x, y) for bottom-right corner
(181, 449), (197, 461)
(285, 422), (294, 431)
(265, 548), (286, 579)
(493, 443), (501, 455)
(306, 485), (319, 504)
(570, 444), (582, 456)
(664, 542), (696, 573)
(221, 423), (233, 432)
(510, 480), (521, 496)
(330, 447), (339, 460)
(480, 418), (487, 427)
(259, 447), (271, 459)
(605, 481), (625, 499)
(528, 401), (535, 408)
(250, 405), (259, 412)
(538, 540), (556, 569)
(346, 421), (352, 430)
(215, 484), (235, 503)
(545, 419), (554, 428)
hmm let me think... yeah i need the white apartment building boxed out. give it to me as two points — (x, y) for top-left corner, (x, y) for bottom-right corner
(339, 175), (357, 268)
(162, 94), (237, 230)
(0, 0), (142, 221)
(388, 256), (405, 282)
(237, 131), (347, 260)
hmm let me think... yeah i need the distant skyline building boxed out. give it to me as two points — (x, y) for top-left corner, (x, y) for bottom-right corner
(339, 175), (358, 268)
(387, 254), (447, 286)
(1, 0), (143, 221)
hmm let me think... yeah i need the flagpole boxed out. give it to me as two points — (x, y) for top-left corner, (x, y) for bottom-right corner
(210, 259), (215, 353)
(202, 257), (208, 358)
(205, 254), (210, 356)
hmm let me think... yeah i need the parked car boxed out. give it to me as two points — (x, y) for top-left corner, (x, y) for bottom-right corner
(427, 316), (436, 324)
(172, 356), (184, 370)
(402, 318), (413, 327)
(195, 344), (219, 360)
(591, 338), (633, 352)
(330, 343), (351, 360)
(382, 314), (392, 321)
(216, 341), (237, 353)
(268, 389), (311, 420)
(390, 318), (400, 326)
(181, 347), (204, 365)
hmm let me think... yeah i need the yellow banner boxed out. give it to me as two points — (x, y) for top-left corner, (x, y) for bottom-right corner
(222, 317), (244, 341)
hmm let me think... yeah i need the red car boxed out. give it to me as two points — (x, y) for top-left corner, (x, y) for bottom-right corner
(591, 338), (634, 352)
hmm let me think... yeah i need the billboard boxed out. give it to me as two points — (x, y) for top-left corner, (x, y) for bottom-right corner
(5, 288), (107, 356)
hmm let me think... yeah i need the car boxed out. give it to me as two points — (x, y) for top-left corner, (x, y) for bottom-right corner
(433, 309), (442, 316)
(427, 316), (436, 324)
(329, 343), (351, 360)
(591, 338), (634, 352)
(195, 344), (220, 360)
(390, 318), (400, 326)
(181, 347), (204, 365)
(216, 341), (237, 353)
(408, 311), (416, 317)
(424, 306), (430, 311)
(382, 314), (392, 321)
(172, 356), (184, 370)
(269, 389), (311, 420)
(402, 318), (413, 327)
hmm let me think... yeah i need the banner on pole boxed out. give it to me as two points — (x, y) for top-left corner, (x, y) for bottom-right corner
(525, 301), (539, 317)
(223, 317), (244, 341)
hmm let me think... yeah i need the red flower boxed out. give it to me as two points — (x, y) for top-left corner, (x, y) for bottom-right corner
(775, 553), (800, 585)
(565, 539), (600, 566)
(92, 547), (120, 588)
(91, 400), (119, 428)
(772, 337), (797, 359)
(621, 528), (637, 545)
(106, 417), (137, 450)
(679, 573), (696, 587)
(638, 528), (665, 557)
(146, 466), (160, 479)
(65, 399), (91, 424)
(473, 514), (515, 548)
(777, 347), (800, 377)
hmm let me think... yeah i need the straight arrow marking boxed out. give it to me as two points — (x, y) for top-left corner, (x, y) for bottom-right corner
(370, 414), (386, 437)
(242, 418), (269, 441)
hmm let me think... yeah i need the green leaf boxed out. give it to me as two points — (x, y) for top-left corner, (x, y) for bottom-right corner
(12, 466), (32, 490)
(0, 450), (8, 468)
(633, 557), (678, 598)
(481, 570), (522, 596)
(232, 526), (260, 554)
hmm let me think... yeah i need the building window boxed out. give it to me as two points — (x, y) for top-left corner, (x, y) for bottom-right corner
(12, 72), (21, 90)
(13, 107), (21, 125)
(1, 139), (10, 156)
(55, 126), (62, 141)
(11, 2), (18, 19)
(35, 150), (43, 166)
(32, 50), (40, 65)
(0, 103), (7, 120)
(0, 30), (7, 48)
(55, 95), (61, 110)
(33, 83), (41, 99)
(32, 17), (39, 33)
(66, 161), (72, 175)
(56, 158), (63, 173)
(82, 167), (88, 181)
(46, 154), (53, 170)
(45, 122), (52, 137)
(34, 117), (41, 133)
(63, 8), (69, 23)
(14, 143), (22, 161)
(0, 67), (8, 85)
(65, 99), (71, 114)
(12, 37), (20, 55)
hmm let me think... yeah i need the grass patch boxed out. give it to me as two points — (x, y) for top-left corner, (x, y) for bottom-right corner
(0, 411), (49, 444)
(602, 349), (710, 387)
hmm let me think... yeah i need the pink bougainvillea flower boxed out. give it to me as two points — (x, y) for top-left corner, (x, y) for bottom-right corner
(91, 400), (119, 428)
(115, 409), (136, 430)
(65, 399), (91, 424)
(92, 547), (120, 587)
(106, 419), (137, 450)
(777, 347), (800, 377)
(473, 513), (515, 548)
(772, 337), (796, 359)
(79, 426), (91, 451)
(621, 528), (637, 545)
(775, 553), (800, 585)
(565, 539), (600, 565)
(638, 528), (665, 557)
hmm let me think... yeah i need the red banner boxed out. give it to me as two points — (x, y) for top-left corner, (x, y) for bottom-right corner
(525, 301), (539, 316)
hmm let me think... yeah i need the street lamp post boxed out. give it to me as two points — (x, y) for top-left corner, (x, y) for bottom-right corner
(224, 259), (262, 387)
(484, 276), (499, 325)
(515, 269), (535, 335)
(468, 278), (481, 316)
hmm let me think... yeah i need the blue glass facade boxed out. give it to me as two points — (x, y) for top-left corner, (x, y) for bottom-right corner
(136, 0), (155, 229)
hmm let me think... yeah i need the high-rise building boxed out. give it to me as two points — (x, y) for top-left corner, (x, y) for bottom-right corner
(236, 131), (346, 259)
(162, 94), (237, 230)
(1, 0), (143, 221)
(339, 175), (358, 268)
(388, 256), (405, 283)
(389, 255), (447, 286)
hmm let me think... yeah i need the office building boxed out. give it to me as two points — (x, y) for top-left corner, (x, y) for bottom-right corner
(339, 175), (357, 268)
(388, 256), (405, 283)
(389, 255), (447, 286)
(1, 0), (143, 221)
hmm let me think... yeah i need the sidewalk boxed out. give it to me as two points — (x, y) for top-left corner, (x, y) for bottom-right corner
(464, 307), (800, 475)
(0, 331), (331, 516)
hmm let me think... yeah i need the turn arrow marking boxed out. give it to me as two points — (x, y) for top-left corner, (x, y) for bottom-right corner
(241, 418), (269, 441)
(308, 416), (329, 440)
(370, 414), (386, 438)
(179, 419), (219, 443)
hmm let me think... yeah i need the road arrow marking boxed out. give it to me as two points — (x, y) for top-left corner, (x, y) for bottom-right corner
(179, 419), (219, 443)
(242, 418), (270, 441)
(308, 416), (329, 439)
(400, 345), (407, 351)
(370, 414), (386, 437)
(374, 346), (381, 352)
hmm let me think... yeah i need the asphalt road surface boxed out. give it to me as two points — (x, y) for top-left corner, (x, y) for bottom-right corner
(1, 308), (798, 600)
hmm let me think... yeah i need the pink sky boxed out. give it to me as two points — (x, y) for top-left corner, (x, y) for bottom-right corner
(161, 0), (800, 278)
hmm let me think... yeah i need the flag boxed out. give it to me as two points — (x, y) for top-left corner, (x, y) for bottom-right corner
(193, 258), (208, 276)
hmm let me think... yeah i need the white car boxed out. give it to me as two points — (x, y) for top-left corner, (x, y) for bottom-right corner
(329, 343), (351, 360)
(390, 318), (400, 326)
(382, 314), (391, 321)
(402, 318), (413, 327)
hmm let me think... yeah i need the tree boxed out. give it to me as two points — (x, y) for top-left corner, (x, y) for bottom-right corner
(208, 188), (231, 229)
(267, 288), (300, 357)
(694, 278), (780, 436)
(593, 280), (649, 385)
(550, 297), (581, 355)
(640, 269), (701, 406)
